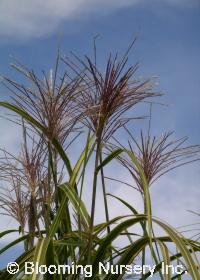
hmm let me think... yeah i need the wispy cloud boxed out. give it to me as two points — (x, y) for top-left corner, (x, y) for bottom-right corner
(0, 0), (137, 40)
(0, 0), (197, 41)
(0, 111), (21, 153)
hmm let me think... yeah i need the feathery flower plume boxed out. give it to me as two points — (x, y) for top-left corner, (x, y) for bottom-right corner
(2, 54), (82, 146)
(63, 43), (162, 141)
(117, 127), (200, 193)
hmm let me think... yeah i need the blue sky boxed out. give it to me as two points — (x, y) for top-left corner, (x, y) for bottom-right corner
(0, 0), (200, 139)
(0, 0), (200, 276)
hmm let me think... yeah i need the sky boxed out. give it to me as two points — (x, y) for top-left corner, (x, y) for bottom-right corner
(0, 0), (200, 277)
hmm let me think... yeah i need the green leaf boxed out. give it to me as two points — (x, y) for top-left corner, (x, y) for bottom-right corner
(143, 239), (200, 279)
(0, 229), (19, 239)
(157, 240), (171, 280)
(104, 236), (149, 280)
(0, 102), (45, 132)
(92, 215), (146, 276)
(107, 194), (139, 217)
(59, 183), (90, 228)
(126, 150), (153, 246)
(96, 148), (123, 172)
(153, 218), (200, 280)
(0, 235), (28, 255)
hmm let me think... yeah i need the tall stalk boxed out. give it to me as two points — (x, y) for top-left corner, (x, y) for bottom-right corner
(99, 152), (113, 264)
(88, 132), (102, 262)
(99, 152), (110, 235)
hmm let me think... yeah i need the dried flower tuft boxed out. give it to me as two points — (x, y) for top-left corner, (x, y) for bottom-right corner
(63, 47), (162, 141)
(116, 128), (200, 193)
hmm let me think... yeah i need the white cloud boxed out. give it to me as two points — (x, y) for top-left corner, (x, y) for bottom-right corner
(0, 112), (21, 154)
(0, 0), (137, 40)
(0, 0), (197, 41)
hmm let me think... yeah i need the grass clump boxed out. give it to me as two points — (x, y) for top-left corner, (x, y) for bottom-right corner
(0, 42), (199, 280)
